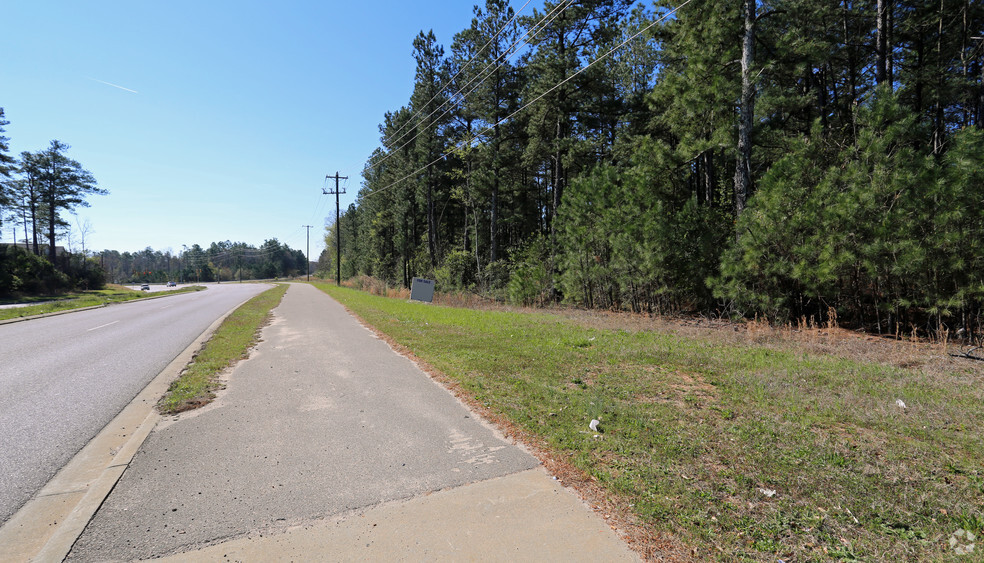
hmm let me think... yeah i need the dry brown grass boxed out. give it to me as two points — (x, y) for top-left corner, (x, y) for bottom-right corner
(342, 275), (410, 300)
(550, 306), (984, 384)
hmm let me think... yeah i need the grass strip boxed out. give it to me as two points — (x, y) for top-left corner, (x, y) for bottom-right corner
(158, 283), (288, 414)
(0, 284), (207, 321)
(314, 283), (984, 561)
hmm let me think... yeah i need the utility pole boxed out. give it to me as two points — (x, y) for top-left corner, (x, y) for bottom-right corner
(323, 171), (348, 286)
(302, 225), (313, 281)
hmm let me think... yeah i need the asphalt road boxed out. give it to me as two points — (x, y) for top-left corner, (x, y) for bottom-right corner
(0, 283), (272, 525)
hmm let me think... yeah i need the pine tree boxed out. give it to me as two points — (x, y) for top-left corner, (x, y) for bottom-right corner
(410, 30), (449, 270)
(452, 0), (524, 265)
(0, 108), (17, 230)
(650, 0), (741, 208)
(521, 0), (634, 289)
(330, 0), (983, 328)
(734, 0), (756, 218)
(35, 140), (106, 264)
(16, 151), (45, 255)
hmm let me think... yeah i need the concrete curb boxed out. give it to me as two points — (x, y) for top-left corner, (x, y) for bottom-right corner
(0, 292), (248, 563)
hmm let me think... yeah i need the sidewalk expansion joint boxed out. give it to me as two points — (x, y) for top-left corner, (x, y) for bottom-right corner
(38, 488), (91, 498)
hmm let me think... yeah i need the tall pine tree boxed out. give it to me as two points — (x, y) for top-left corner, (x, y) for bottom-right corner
(36, 141), (106, 264)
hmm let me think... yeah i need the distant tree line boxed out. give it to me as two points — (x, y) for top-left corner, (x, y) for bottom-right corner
(97, 239), (310, 285)
(0, 108), (311, 294)
(328, 0), (984, 337)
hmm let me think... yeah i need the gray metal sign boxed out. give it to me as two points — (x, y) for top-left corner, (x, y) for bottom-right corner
(410, 278), (435, 303)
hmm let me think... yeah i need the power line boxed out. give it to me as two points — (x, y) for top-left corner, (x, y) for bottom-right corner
(360, 0), (692, 202)
(198, 244), (297, 262)
(373, 0), (574, 170)
(381, 0), (536, 149)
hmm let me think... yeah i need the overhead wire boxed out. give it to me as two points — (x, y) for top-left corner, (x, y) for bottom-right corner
(380, 0), (536, 150)
(373, 0), (573, 170)
(201, 244), (296, 263)
(389, 0), (565, 146)
(360, 0), (693, 202)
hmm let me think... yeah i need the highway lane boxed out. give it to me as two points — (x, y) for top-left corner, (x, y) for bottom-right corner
(0, 282), (272, 525)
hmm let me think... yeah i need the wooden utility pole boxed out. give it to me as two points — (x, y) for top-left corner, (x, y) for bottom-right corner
(323, 172), (348, 286)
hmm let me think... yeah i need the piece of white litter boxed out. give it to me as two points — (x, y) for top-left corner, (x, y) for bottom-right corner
(896, 399), (906, 409)
(758, 488), (777, 498)
(589, 419), (601, 432)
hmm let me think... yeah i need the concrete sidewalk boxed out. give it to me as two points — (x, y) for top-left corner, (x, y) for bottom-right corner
(56, 283), (638, 561)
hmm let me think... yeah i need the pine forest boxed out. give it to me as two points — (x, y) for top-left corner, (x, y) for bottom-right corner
(328, 0), (984, 338)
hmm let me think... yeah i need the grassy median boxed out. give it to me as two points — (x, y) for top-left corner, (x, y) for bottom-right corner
(0, 284), (207, 321)
(158, 283), (288, 414)
(314, 282), (983, 561)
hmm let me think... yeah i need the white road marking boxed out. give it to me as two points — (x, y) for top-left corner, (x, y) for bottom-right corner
(87, 321), (120, 332)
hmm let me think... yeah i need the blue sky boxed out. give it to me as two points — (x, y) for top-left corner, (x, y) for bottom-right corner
(1, 1), (545, 259)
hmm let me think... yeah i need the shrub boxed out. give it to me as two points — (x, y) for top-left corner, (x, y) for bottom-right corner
(507, 236), (552, 306)
(434, 248), (475, 291)
(0, 245), (72, 295)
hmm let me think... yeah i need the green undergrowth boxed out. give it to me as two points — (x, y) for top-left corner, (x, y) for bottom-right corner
(158, 284), (288, 414)
(314, 283), (984, 561)
(0, 284), (207, 320)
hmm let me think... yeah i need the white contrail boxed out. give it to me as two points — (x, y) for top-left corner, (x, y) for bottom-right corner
(87, 77), (138, 94)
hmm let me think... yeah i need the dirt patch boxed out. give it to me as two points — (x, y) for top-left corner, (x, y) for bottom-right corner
(670, 372), (718, 397)
(631, 369), (718, 411)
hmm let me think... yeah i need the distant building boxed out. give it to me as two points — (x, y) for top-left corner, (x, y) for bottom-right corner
(4, 242), (68, 257)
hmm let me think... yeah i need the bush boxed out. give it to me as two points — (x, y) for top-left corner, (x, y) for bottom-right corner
(434, 248), (476, 291)
(711, 90), (984, 334)
(479, 259), (511, 299)
(507, 236), (552, 306)
(556, 143), (727, 313)
(69, 258), (107, 291)
(0, 245), (72, 295)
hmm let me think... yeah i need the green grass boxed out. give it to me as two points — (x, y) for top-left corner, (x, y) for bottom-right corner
(314, 283), (984, 561)
(0, 284), (207, 321)
(157, 284), (288, 414)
